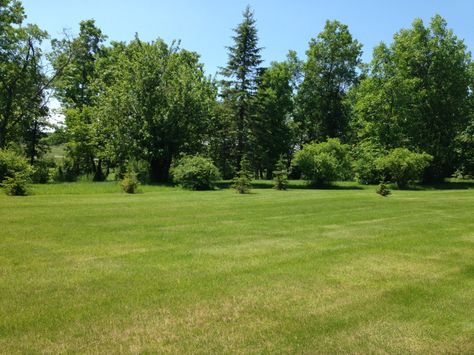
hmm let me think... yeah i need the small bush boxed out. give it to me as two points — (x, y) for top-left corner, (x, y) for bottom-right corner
(377, 148), (433, 188)
(353, 142), (385, 184)
(0, 149), (32, 181)
(293, 138), (352, 186)
(121, 170), (139, 194)
(171, 155), (221, 190)
(376, 182), (391, 196)
(233, 173), (251, 194)
(2, 172), (30, 196)
(273, 156), (288, 190)
(232, 156), (252, 194)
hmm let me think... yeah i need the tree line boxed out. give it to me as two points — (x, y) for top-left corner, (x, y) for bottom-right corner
(1, 1), (473, 187)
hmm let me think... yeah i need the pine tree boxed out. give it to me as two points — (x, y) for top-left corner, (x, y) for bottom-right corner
(232, 155), (252, 194)
(220, 6), (262, 171)
(273, 156), (289, 190)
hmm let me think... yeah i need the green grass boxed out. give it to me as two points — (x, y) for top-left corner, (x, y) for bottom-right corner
(1, 181), (473, 353)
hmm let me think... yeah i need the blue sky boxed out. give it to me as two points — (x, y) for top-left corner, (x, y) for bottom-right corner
(22, 0), (474, 76)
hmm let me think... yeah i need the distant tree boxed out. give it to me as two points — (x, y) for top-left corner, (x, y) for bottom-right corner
(351, 15), (471, 180)
(0, 0), (49, 152)
(220, 6), (263, 171)
(250, 51), (301, 179)
(96, 38), (216, 182)
(207, 100), (236, 179)
(454, 117), (474, 178)
(454, 64), (474, 178)
(296, 20), (362, 143)
(50, 20), (108, 180)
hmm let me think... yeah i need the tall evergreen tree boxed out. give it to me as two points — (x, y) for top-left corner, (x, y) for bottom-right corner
(297, 20), (362, 143)
(220, 6), (263, 171)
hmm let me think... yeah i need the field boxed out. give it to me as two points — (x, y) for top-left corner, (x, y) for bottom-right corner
(1, 181), (473, 353)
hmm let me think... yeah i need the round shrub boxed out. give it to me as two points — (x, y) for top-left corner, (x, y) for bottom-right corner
(121, 170), (139, 194)
(376, 148), (433, 188)
(2, 172), (30, 196)
(171, 155), (221, 190)
(293, 138), (352, 186)
(0, 149), (32, 182)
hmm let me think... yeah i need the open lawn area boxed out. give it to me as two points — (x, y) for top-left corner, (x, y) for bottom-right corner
(1, 181), (473, 353)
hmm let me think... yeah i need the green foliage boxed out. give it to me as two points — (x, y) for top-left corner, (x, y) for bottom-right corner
(220, 6), (263, 172)
(232, 156), (252, 194)
(293, 138), (352, 186)
(454, 117), (474, 178)
(296, 20), (362, 142)
(353, 142), (385, 184)
(2, 171), (30, 195)
(116, 160), (150, 184)
(0, 0), (48, 149)
(0, 149), (32, 181)
(377, 148), (433, 188)
(96, 38), (216, 182)
(375, 182), (391, 197)
(52, 157), (78, 182)
(49, 20), (108, 180)
(351, 15), (471, 179)
(171, 155), (221, 190)
(250, 52), (300, 178)
(31, 158), (55, 184)
(120, 170), (139, 194)
(273, 156), (288, 190)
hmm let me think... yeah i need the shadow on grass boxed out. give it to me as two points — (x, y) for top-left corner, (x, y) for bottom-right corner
(406, 180), (474, 191)
(215, 181), (364, 190)
(143, 179), (474, 191)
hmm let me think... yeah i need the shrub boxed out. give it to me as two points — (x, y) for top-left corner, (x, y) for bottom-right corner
(232, 155), (252, 194)
(171, 155), (221, 190)
(0, 149), (32, 182)
(353, 142), (385, 184)
(2, 172), (30, 196)
(376, 182), (391, 196)
(293, 138), (352, 186)
(377, 148), (433, 188)
(31, 158), (56, 184)
(273, 156), (288, 190)
(121, 170), (139, 194)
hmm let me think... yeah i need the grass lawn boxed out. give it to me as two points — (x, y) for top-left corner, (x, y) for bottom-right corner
(0, 181), (473, 353)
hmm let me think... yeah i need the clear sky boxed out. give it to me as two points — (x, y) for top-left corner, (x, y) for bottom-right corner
(21, 0), (474, 76)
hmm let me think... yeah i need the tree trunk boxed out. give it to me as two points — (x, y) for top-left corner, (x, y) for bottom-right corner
(150, 156), (172, 183)
(93, 159), (106, 181)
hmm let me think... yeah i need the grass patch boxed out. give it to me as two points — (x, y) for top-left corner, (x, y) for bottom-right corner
(0, 181), (473, 353)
